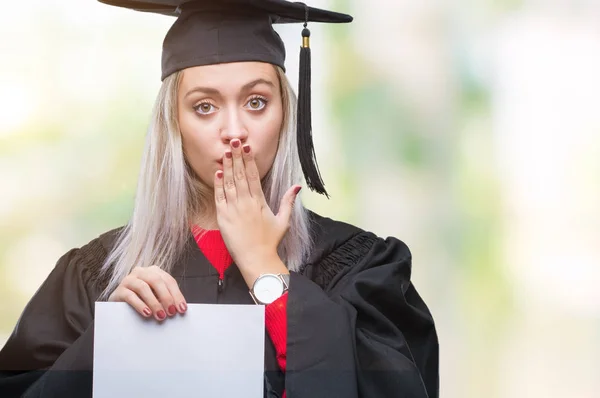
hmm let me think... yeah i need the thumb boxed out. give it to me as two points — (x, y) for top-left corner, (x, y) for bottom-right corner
(276, 185), (302, 227)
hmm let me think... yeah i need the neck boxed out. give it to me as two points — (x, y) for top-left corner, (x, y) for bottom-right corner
(193, 202), (219, 231)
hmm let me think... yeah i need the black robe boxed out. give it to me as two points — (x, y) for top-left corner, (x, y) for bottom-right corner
(0, 210), (439, 398)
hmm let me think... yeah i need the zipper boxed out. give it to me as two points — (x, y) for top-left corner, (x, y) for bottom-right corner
(217, 264), (234, 294)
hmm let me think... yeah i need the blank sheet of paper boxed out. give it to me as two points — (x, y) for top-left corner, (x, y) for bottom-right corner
(93, 302), (265, 398)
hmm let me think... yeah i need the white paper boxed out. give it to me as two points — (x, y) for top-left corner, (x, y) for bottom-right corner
(93, 302), (265, 398)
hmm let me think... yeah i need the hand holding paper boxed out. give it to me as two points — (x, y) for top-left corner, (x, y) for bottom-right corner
(107, 265), (188, 322)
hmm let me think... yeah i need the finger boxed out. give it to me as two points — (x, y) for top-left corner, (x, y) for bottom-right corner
(139, 270), (178, 317)
(277, 185), (302, 229)
(123, 277), (166, 321)
(222, 148), (237, 203)
(242, 144), (265, 202)
(160, 272), (188, 314)
(109, 287), (153, 318)
(214, 169), (226, 207)
(230, 139), (250, 197)
(119, 288), (152, 318)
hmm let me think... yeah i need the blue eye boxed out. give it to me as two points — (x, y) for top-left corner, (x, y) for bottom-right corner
(194, 102), (217, 115)
(246, 96), (268, 110)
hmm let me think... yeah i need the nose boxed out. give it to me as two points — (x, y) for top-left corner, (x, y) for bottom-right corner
(220, 108), (249, 144)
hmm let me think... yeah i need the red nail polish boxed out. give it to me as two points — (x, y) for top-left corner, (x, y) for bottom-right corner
(168, 305), (177, 316)
(243, 145), (250, 153)
(294, 186), (302, 194)
(232, 140), (240, 148)
(225, 151), (232, 158)
(157, 310), (166, 320)
(216, 170), (223, 179)
(143, 307), (152, 317)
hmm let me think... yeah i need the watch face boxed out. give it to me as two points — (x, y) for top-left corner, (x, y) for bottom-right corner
(254, 274), (284, 304)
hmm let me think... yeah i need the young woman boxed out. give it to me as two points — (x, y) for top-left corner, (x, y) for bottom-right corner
(0, 1), (439, 397)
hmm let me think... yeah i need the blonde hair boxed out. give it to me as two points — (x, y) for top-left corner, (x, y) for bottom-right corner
(99, 65), (314, 299)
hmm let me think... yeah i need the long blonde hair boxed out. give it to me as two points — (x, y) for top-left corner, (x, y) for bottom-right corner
(99, 66), (314, 299)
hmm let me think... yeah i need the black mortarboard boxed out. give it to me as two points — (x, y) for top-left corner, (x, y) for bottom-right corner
(98, 0), (353, 197)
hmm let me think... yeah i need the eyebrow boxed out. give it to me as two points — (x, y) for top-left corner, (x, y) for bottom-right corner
(184, 78), (276, 98)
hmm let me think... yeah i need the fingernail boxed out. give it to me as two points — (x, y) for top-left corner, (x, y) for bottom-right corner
(143, 307), (152, 317)
(157, 310), (166, 320)
(179, 302), (187, 312)
(225, 151), (232, 158)
(216, 170), (223, 179)
(243, 145), (250, 153)
(294, 186), (302, 195)
(231, 140), (240, 148)
(168, 305), (177, 316)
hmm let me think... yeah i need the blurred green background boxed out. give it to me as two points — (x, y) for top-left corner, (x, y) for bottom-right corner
(1, 0), (599, 397)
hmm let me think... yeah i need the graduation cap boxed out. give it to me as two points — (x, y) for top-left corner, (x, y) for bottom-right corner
(98, 0), (353, 197)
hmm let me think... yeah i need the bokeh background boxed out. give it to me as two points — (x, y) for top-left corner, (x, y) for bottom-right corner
(2, 0), (599, 397)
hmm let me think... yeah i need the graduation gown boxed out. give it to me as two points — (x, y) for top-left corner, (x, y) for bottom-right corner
(0, 210), (439, 398)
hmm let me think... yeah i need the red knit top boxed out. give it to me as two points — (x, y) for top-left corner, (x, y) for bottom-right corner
(192, 227), (288, 385)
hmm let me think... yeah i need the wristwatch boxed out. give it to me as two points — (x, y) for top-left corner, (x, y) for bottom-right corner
(250, 273), (290, 305)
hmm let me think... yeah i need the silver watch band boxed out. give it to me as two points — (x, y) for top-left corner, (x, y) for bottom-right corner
(280, 273), (290, 290)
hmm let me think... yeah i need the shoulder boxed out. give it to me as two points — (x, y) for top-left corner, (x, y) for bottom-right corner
(53, 226), (125, 295)
(306, 209), (411, 259)
(83, 226), (124, 254)
(304, 210), (411, 288)
(73, 226), (124, 267)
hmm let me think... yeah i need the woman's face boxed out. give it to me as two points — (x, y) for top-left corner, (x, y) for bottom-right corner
(178, 62), (283, 188)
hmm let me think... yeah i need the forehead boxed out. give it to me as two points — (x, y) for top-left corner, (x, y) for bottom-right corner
(179, 62), (279, 92)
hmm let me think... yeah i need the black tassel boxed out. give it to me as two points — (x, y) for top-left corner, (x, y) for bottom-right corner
(297, 25), (329, 198)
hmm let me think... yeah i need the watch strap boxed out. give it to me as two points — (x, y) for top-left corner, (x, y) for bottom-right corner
(280, 273), (290, 290)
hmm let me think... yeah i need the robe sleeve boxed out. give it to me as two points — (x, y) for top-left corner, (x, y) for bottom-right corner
(286, 233), (439, 398)
(265, 292), (288, 371)
(0, 237), (109, 398)
(265, 293), (289, 398)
